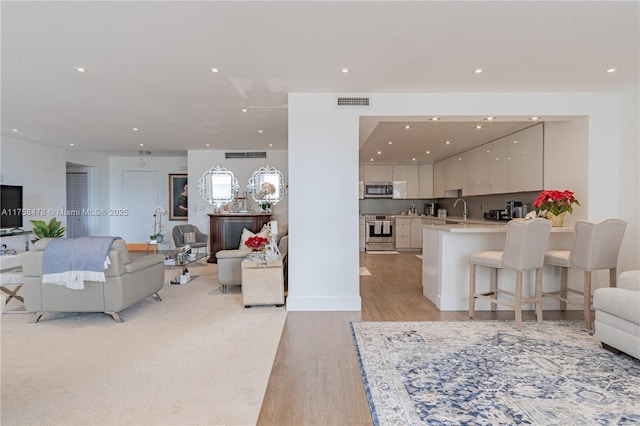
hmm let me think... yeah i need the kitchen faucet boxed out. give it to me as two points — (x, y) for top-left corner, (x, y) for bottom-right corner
(454, 198), (468, 220)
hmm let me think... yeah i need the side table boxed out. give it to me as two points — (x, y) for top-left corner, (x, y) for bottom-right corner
(146, 240), (171, 255)
(241, 253), (284, 308)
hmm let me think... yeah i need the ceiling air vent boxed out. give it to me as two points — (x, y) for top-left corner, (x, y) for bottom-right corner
(336, 97), (370, 107)
(225, 151), (267, 159)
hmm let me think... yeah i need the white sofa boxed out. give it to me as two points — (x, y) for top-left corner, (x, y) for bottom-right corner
(215, 224), (288, 293)
(593, 270), (640, 359)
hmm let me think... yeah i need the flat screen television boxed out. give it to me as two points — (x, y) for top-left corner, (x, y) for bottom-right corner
(0, 184), (24, 229)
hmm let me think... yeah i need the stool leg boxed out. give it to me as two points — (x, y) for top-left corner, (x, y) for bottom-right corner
(535, 268), (543, 323)
(469, 264), (476, 318)
(515, 271), (523, 331)
(560, 267), (568, 310)
(584, 271), (592, 331)
(490, 268), (498, 312)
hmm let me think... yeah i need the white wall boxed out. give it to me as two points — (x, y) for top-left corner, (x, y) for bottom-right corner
(618, 85), (640, 272)
(544, 119), (589, 227)
(0, 137), (66, 251)
(109, 156), (187, 247)
(288, 92), (635, 311)
(187, 150), (289, 249)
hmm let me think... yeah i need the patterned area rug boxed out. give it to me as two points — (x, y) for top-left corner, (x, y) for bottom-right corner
(351, 321), (640, 425)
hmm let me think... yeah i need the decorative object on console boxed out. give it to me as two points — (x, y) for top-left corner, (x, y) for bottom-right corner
(245, 235), (269, 251)
(30, 218), (65, 244)
(533, 189), (580, 227)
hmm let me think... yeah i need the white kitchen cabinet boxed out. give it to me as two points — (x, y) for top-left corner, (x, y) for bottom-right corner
(393, 165), (407, 199)
(392, 165), (419, 199)
(364, 164), (393, 182)
(433, 161), (446, 198)
(506, 130), (525, 193)
(410, 218), (423, 249)
(479, 142), (494, 195)
(445, 155), (463, 190)
(359, 216), (365, 251)
(395, 217), (411, 249)
(491, 136), (508, 194)
(521, 123), (544, 191)
(418, 163), (434, 199)
(462, 147), (481, 196)
(506, 124), (543, 193)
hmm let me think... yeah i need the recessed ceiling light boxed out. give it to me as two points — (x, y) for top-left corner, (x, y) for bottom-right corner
(412, 158), (416, 161)
(269, 143), (273, 147)
(425, 150), (431, 154)
(132, 128), (139, 131)
(485, 116), (495, 121)
(341, 68), (349, 73)
(430, 117), (439, 121)
(11, 128), (18, 132)
(445, 140), (451, 145)
(475, 125), (483, 129)
(69, 143), (75, 146)
(474, 68), (484, 74)
(258, 130), (263, 133)
(75, 67), (87, 73)
(512, 140), (518, 144)
(370, 158), (374, 162)
(606, 67), (617, 73)
(241, 108), (247, 113)
(210, 68), (219, 73)
(530, 116), (540, 121)
(139, 143), (144, 147)
(404, 125), (411, 129)
(205, 144), (210, 147)
(377, 150), (382, 155)
(388, 141), (393, 145)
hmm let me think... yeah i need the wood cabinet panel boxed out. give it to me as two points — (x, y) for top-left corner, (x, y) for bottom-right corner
(418, 163), (434, 199)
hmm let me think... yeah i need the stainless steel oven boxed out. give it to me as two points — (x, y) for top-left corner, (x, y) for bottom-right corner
(365, 215), (396, 251)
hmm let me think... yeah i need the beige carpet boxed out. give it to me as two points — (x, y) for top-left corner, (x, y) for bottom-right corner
(1, 263), (287, 425)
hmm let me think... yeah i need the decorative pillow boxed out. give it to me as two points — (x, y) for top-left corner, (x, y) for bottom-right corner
(183, 231), (196, 244)
(239, 227), (269, 250)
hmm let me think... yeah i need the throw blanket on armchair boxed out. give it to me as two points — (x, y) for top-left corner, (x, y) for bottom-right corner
(42, 237), (118, 290)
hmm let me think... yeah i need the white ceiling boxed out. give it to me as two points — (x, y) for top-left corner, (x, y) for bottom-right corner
(2, 2), (638, 159)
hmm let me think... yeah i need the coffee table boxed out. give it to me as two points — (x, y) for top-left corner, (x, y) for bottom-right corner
(164, 253), (208, 284)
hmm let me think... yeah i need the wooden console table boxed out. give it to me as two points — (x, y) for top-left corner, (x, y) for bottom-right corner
(207, 213), (271, 263)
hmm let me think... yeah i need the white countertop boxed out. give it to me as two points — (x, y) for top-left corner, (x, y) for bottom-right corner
(424, 222), (574, 233)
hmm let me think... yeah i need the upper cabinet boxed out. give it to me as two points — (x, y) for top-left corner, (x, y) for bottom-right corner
(462, 146), (481, 196)
(444, 155), (463, 191)
(363, 164), (393, 182)
(506, 124), (544, 193)
(418, 163), (434, 199)
(433, 161), (446, 198)
(491, 136), (509, 194)
(393, 165), (420, 199)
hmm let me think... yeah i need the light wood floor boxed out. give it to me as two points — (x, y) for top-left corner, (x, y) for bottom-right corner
(257, 251), (583, 425)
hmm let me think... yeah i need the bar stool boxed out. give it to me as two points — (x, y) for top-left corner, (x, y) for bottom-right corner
(469, 218), (552, 330)
(543, 218), (627, 331)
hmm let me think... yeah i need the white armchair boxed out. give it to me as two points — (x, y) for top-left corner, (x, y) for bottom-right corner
(215, 224), (288, 293)
(594, 270), (640, 359)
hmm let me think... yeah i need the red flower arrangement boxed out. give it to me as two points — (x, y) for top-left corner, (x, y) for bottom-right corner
(534, 189), (580, 216)
(245, 235), (269, 251)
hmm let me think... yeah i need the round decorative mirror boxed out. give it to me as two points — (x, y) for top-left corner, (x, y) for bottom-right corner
(247, 165), (288, 207)
(198, 165), (239, 206)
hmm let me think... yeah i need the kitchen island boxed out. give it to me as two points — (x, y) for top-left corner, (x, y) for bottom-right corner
(422, 222), (574, 311)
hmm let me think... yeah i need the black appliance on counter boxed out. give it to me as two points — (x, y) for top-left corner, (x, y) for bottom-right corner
(424, 202), (438, 216)
(484, 210), (508, 221)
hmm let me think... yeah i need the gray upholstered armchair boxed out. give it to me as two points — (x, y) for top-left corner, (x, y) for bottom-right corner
(172, 224), (208, 256)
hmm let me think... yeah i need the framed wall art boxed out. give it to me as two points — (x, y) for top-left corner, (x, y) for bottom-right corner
(169, 173), (188, 220)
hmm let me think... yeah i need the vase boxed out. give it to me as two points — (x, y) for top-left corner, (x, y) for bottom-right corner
(546, 211), (566, 227)
(156, 234), (164, 243)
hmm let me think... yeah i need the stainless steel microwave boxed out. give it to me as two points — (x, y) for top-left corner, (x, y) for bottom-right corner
(364, 182), (393, 198)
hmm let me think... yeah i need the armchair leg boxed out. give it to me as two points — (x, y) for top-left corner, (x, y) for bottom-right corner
(153, 292), (162, 301)
(30, 312), (44, 323)
(106, 312), (124, 323)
